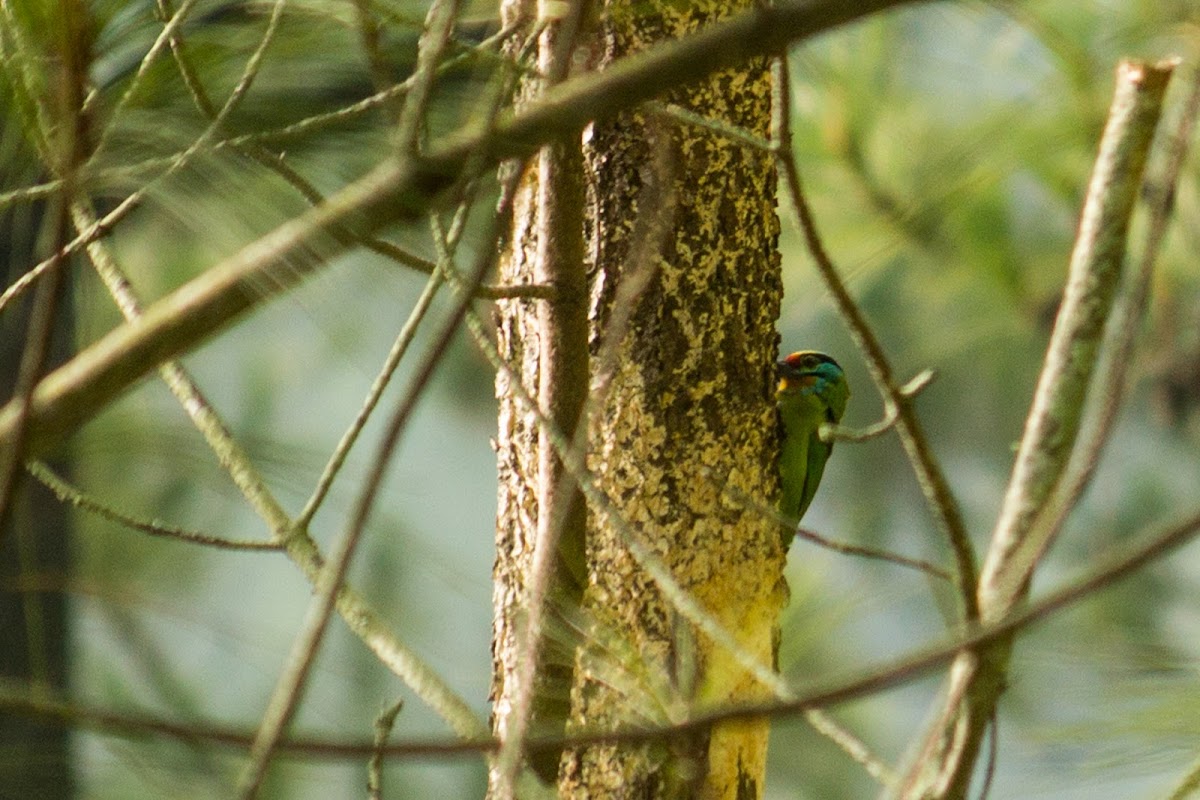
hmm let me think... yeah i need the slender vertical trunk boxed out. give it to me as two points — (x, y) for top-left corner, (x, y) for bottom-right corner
(0, 193), (75, 800)
(490, 1), (590, 792)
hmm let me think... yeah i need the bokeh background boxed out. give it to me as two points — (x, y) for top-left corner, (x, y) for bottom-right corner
(3, 1), (1200, 797)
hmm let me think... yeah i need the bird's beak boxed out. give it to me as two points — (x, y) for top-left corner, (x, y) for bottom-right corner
(777, 360), (810, 392)
(778, 360), (819, 392)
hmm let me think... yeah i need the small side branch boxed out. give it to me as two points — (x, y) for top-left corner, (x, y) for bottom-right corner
(793, 527), (952, 582)
(367, 700), (405, 800)
(821, 369), (935, 444)
(28, 462), (280, 552)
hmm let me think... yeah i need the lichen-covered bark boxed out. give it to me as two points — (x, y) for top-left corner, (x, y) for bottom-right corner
(493, 0), (783, 795)
(558, 0), (785, 796)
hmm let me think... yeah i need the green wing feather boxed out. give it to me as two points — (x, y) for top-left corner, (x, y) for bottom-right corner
(778, 403), (833, 549)
(798, 424), (834, 522)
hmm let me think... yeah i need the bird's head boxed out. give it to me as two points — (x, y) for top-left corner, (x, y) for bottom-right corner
(776, 351), (850, 422)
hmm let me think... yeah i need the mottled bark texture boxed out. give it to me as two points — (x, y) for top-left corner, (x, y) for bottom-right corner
(492, 0), (784, 796)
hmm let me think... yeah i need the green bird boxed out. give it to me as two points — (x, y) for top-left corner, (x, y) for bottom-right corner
(776, 351), (850, 550)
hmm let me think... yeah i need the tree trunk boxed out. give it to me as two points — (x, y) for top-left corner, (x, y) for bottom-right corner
(492, 0), (784, 796)
(0, 191), (75, 800)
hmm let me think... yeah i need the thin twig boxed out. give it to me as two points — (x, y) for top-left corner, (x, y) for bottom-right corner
(294, 268), (444, 527)
(27, 462), (280, 551)
(88, 0), (204, 156)
(5, 506), (1200, 763)
(293, 191), (476, 528)
(0, 180), (61, 211)
(821, 369), (936, 444)
(646, 101), (773, 151)
(771, 56), (981, 622)
(793, 527), (952, 582)
(707, 471), (951, 582)
(0, 191), (141, 318)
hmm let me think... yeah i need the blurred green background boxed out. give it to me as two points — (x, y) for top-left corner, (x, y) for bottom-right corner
(3, 0), (1200, 797)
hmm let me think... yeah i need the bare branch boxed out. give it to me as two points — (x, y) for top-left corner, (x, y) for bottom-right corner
(979, 59), (1177, 618)
(0, 0), (929, 460)
(897, 58), (1175, 800)
(6, 505), (1200, 764)
(1034, 61), (1200, 579)
(771, 57), (980, 622)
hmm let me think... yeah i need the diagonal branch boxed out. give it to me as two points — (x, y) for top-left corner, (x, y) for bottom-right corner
(1020, 60), (1200, 602)
(0, 0), (929, 461)
(896, 58), (1175, 800)
(771, 56), (980, 621)
(978, 59), (1176, 618)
